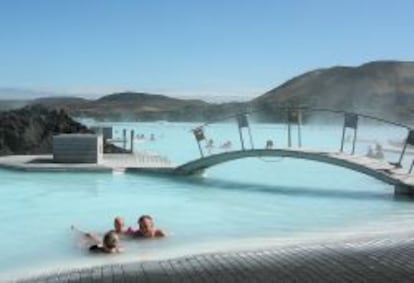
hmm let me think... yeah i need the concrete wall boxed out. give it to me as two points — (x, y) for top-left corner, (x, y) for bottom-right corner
(53, 134), (103, 164)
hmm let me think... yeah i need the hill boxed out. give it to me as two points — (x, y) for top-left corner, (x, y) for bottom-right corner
(252, 61), (414, 122)
(1, 61), (414, 123)
(23, 92), (245, 122)
(0, 99), (30, 111)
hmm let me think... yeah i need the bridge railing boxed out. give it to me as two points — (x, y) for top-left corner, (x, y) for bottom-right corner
(191, 107), (414, 172)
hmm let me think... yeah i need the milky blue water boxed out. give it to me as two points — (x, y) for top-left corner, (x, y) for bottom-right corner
(1, 121), (414, 280)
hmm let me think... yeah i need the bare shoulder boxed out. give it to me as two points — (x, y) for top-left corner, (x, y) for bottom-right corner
(155, 229), (167, 237)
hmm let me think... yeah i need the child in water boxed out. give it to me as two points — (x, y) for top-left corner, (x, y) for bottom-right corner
(71, 225), (122, 254)
(88, 230), (121, 253)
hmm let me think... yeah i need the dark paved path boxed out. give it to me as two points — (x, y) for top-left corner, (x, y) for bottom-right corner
(15, 234), (414, 283)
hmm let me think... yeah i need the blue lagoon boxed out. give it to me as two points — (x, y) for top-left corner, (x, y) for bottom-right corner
(1, 122), (413, 281)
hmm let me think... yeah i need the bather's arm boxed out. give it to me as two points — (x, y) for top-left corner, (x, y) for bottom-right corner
(71, 225), (102, 244)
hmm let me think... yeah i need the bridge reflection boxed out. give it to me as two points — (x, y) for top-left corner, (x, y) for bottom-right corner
(171, 175), (394, 202)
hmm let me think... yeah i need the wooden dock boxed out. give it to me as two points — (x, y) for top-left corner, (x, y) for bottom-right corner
(0, 152), (174, 172)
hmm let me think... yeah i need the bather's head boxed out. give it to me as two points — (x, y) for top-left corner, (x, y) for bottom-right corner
(114, 216), (124, 233)
(138, 215), (155, 235)
(103, 231), (119, 250)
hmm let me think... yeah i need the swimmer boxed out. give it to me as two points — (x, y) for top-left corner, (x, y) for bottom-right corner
(220, 141), (232, 151)
(205, 139), (214, 154)
(114, 216), (128, 235)
(71, 225), (122, 254)
(88, 230), (121, 254)
(374, 143), (384, 159)
(366, 145), (375, 158)
(206, 139), (214, 148)
(130, 215), (166, 238)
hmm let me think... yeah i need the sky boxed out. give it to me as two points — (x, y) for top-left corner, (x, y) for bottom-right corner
(0, 0), (413, 100)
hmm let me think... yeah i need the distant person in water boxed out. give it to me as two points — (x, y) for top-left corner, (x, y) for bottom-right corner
(220, 141), (232, 151)
(366, 146), (375, 158)
(374, 143), (384, 159)
(366, 144), (384, 159)
(114, 216), (129, 235)
(206, 139), (214, 147)
(71, 226), (122, 254)
(205, 139), (214, 154)
(128, 215), (166, 238)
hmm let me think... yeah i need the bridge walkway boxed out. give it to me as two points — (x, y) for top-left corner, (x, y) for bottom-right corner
(174, 148), (414, 194)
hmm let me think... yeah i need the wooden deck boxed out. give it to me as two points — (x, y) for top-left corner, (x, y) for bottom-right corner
(0, 152), (173, 172)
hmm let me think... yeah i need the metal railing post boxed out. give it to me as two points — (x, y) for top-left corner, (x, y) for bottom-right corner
(340, 122), (346, 152)
(239, 126), (245, 150)
(397, 139), (408, 167)
(351, 128), (358, 155)
(237, 114), (250, 151)
(248, 126), (254, 149)
(287, 109), (292, 147)
(123, 129), (127, 150)
(130, 130), (134, 153)
(197, 140), (204, 157)
(297, 110), (302, 148)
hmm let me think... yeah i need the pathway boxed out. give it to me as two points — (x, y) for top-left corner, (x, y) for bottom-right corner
(16, 233), (414, 283)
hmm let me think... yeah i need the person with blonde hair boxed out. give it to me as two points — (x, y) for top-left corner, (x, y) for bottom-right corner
(71, 225), (122, 254)
(88, 230), (121, 253)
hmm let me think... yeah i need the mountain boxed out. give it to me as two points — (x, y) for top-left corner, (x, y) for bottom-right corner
(252, 61), (414, 122)
(0, 91), (246, 122)
(0, 88), (89, 111)
(23, 92), (245, 121)
(0, 99), (30, 111)
(0, 87), (60, 99)
(69, 92), (212, 121)
(1, 61), (414, 123)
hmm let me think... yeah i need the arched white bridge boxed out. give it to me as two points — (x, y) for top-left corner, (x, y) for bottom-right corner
(172, 107), (414, 195)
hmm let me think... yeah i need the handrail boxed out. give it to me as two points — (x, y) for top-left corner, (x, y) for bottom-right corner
(190, 106), (413, 169)
(198, 106), (412, 130)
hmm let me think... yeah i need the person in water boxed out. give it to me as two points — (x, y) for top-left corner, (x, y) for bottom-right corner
(374, 143), (384, 159)
(114, 216), (127, 235)
(71, 225), (122, 254)
(128, 215), (166, 238)
(366, 145), (375, 158)
(115, 216), (143, 237)
(88, 230), (121, 253)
